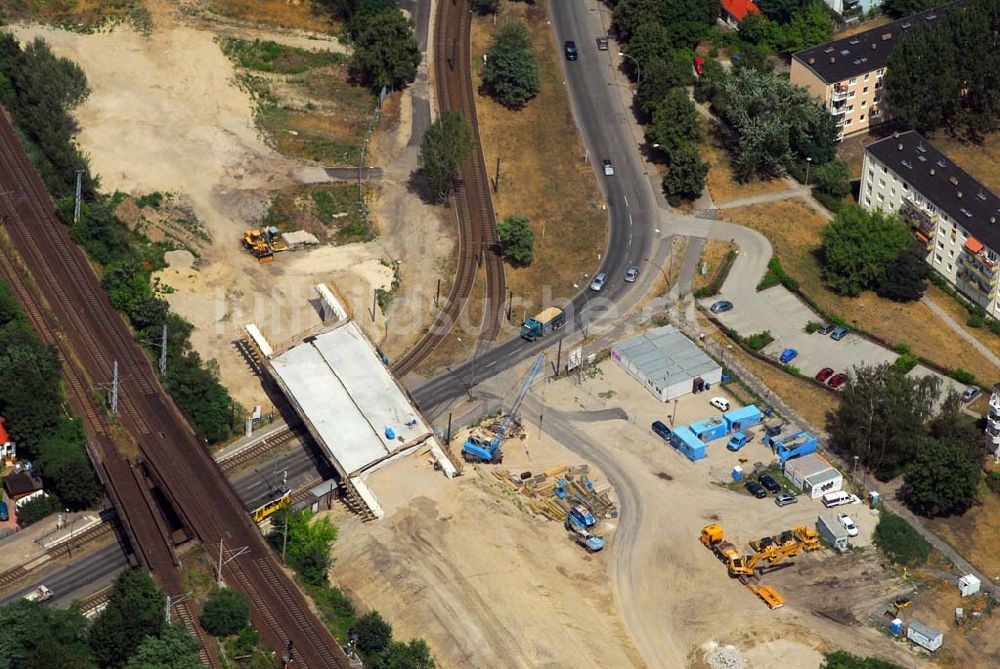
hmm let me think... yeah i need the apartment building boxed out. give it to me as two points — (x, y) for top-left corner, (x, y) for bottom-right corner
(861, 131), (1000, 315)
(790, 1), (966, 139)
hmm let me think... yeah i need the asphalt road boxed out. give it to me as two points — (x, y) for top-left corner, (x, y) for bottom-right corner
(0, 445), (323, 609)
(411, 1), (660, 418)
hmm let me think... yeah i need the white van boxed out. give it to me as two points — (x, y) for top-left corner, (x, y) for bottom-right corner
(710, 397), (730, 412)
(822, 491), (856, 508)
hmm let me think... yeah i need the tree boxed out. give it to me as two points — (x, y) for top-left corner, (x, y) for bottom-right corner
(612, 0), (718, 46)
(738, 12), (783, 50)
(874, 512), (931, 566)
(88, 570), (166, 668)
(418, 111), (474, 202)
(15, 493), (56, 527)
(625, 23), (673, 78)
(779, 2), (831, 52)
(813, 159), (850, 198)
(883, 24), (960, 134)
(124, 624), (202, 669)
(355, 610), (393, 656)
(349, 9), (421, 91)
(611, 0), (665, 42)
(200, 588), (250, 638)
(645, 88), (702, 159)
(267, 508), (339, 587)
(756, 0), (811, 23)
(0, 600), (95, 669)
(821, 205), (911, 296)
(903, 436), (981, 517)
(881, 0), (939, 17)
(0, 320), (64, 446)
(348, 0), (400, 37)
(471, 0), (501, 12)
(693, 57), (726, 107)
(875, 244), (930, 302)
(822, 650), (904, 669)
(497, 216), (534, 265)
(828, 363), (940, 480)
(371, 639), (436, 669)
(481, 20), (539, 108)
(662, 143), (709, 206)
(635, 57), (691, 121)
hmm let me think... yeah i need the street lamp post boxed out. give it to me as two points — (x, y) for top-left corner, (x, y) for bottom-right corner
(618, 51), (641, 82)
(805, 156), (813, 185)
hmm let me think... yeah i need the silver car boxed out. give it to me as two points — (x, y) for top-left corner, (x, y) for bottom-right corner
(590, 272), (608, 291)
(624, 266), (639, 282)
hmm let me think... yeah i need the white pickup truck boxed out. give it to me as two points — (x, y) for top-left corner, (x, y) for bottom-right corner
(23, 585), (53, 602)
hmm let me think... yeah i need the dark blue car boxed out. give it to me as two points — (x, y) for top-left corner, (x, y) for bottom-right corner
(779, 348), (798, 364)
(651, 421), (672, 442)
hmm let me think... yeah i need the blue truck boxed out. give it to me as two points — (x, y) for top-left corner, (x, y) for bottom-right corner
(520, 307), (566, 341)
(765, 430), (818, 465)
(726, 429), (756, 451)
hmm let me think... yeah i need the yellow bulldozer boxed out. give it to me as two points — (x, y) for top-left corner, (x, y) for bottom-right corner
(701, 524), (801, 609)
(242, 226), (288, 264)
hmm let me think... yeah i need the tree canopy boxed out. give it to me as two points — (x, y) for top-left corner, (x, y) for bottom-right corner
(662, 143), (709, 206)
(481, 20), (539, 108)
(612, 0), (718, 46)
(200, 588), (250, 638)
(268, 507), (339, 587)
(0, 600), (95, 668)
(349, 9), (421, 91)
(821, 205), (911, 296)
(418, 111), (474, 202)
(497, 216), (535, 265)
(903, 436), (981, 517)
(88, 570), (166, 668)
(875, 244), (931, 302)
(123, 624), (202, 669)
(645, 88), (702, 159)
(370, 639), (436, 669)
(355, 610), (393, 656)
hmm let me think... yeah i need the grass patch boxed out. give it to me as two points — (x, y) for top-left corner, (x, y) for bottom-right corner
(4, 0), (152, 33)
(756, 257), (798, 292)
(702, 123), (791, 204)
(693, 239), (735, 292)
(264, 184), (371, 243)
(221, 38), (345, 74)
(692, 247), (737, 298)
(925, 477), (1000, 585)
(204, 0), (340, 33)
(874, 512), (931, 567)
(743, 330), (774, 351)
(720, 200), (1000, 384)
(471, 2), (607, 308)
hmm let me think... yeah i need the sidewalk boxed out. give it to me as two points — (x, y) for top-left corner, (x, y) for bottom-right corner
(921, 295), (1000, 370)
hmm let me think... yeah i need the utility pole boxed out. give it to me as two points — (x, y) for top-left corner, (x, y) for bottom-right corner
(446, 412), (453, 444)
(159, 323), (168, 376)
(110, 360), (119, 414)
(281, 510), (290, 565)
(555, 338), (563, 377)
(435, 279), (441, 307)
(372, 288), (377, 322)
(217, 538), (225, 586)
(494, 156), (501, 193)
(73, 169), (84, 225)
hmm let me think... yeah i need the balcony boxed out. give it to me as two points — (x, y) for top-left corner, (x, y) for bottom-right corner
(830, 104), (846, 116)
(990, 392), (1000, 419)
(900, 198), (936, 247)
(831, 85), (849, 102)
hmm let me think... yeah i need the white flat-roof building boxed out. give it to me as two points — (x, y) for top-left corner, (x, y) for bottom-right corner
(611, 326), (722, 402)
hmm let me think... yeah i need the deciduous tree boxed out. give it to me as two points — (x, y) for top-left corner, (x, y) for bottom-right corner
(903, 436), (980, 516)
(645, 88), (702, 160)
(813, 158), (850, 198)
(349, 9), (421, 91)
(267, 508), (339, 587)
(497, 216), (535, 265)
(481, 20), (539, 108)
(355, 610), (393, 656)
(124, 624), (202, 669)
(89, 570), (166, 668)
(821, 205), (911, 296)
(875, 244), (931, 302)
(371, 639), (436, 669)
(0, 600), (95, 669)
(418, 112), (474, 202)
(200, 588), (250, 638)
(662, 143), (709, 206)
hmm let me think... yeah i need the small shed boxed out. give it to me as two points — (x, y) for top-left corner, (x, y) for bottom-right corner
(670, 426), (707, 461)
(805, 467), (843, 499)
(723, 405), (762, 433)
(958, 574), (981, 598)
(611, 326), (722, 402)
(689, 416), (729, 443)
(784, 453), (842, 498)
(906, 620), (943, 652)
(3, 470), (43, 504)
(817, 513), (849, 552)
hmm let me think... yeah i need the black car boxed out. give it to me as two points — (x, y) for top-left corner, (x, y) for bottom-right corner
(758, 474), (781, 495)
(564, 41), (578, 60)
(816, 322), (835, 335)
(745, 480), (767, 499)
(651, 420), (672, 442)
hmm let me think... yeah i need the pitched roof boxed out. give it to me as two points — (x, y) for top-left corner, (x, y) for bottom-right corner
(3, 471), (43, 497)
(866, 131), (1000, 252)
(791, 0), (967, 84)
(0, 417), (8, 445)
(721, 0), (760, 22)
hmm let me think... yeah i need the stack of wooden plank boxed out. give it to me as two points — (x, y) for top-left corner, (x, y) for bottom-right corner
(489, 463), (616, 523)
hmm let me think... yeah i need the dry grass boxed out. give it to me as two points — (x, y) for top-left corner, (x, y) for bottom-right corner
(414, 266), (488, 377)
(722, 200), (1000, 384)
(702, 125), (790, 205)
(693, 239), (734, 291)
(836, 132), (871, 181)
(471, 1), (608, 309)
(926, 284), (1000, 364)
(205, 0), (339, 33)
(704, 319), (837, 429)
(926, 484), (1000, 575)
(930, 131), (1000, 196)
(5, 0), (150, 30)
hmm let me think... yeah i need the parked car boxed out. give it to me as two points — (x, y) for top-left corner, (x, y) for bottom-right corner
(815, 367), (835, 383)
(0, 501), (7, 522)
(745, 480), (767, 499)
(563, 41), (578, 60)
(758, 474), (781, 494)
(817, 322), (836, 335)
(709, 300), (733, 314)
(779, 349), (798, 364)
(774, 493), (797, 507)
(589, 272), (608, 291)
(624, 266), (640, 282)
(838, 513), (859, 537)
(596, 36), (609, 51)
(828, 373), (847, 389)
(764, 421), (783, 438)
(962, 385), (980, 403)
(822, 491), (858, 508)
(710, 396), (730, 412)
(830, 325), (850, 340)
(651, 420), (671, 442)
(602, 159), (614, 176)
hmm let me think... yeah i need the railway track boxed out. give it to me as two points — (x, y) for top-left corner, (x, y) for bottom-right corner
(391, 0), (506, 377)
(0, 112), (351, 667)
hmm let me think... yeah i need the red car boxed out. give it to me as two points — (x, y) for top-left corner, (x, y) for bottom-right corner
(815, 367), (834, 383)
(828, 373), (847, 389)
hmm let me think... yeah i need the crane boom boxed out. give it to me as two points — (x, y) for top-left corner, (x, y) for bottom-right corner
(493, 353), (545, 447)
(462, 353), (545, 463)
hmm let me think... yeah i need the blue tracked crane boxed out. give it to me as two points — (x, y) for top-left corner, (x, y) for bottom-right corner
(462, 353), (545, 463)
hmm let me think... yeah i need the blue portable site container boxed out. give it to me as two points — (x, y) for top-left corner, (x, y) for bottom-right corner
(689, 416), (729, 443)
(671, 426), (707, 461)
(723, 405), (762, 433)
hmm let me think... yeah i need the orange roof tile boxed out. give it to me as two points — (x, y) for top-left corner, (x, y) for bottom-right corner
(722, 0), (761, 21)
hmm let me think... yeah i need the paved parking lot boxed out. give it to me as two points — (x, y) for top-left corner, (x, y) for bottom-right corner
(701, 286), (963, 400)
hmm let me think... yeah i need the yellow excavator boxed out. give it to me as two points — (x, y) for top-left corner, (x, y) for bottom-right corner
(242, 226), (288, 264)
(701, 524), (800, 609)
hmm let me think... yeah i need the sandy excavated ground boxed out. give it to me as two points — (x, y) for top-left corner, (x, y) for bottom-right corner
(11, 5), (452, 410)
(329, 428), (643, 668)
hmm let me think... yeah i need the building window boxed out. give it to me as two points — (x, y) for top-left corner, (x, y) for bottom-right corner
(849, 77), (857, 84)
(867, 183), (872, 192)
(891, 188), (896, 196)
(881, 165), (887, 173)
(861, 101), (867, 108)
(878, 192), (884, 202)
(877, 68), (885, 75)
(903, 183), (909, 191)
(845, 119), (852, 126)
(936, 254), (942, 263)
(848, 91), (856, 99)
(949, 249), (954, 258)
(938, 241), (944, 249)
(874, 96), (881, 104)
(948, 263), (953, 272)
(868, 169), (874, 179)
(865, 196), (872, 206)
(863, 87), (869, 93)
(864, 73), (870, 81)
(880, 179), (885, 188)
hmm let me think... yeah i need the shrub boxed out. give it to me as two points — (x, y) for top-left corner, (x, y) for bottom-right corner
(874, 512), (930, 566)
(967, 313), (984, 329)
(821, 650), (904, 669)
(693, 248), (737, 298)
(950, 368), (975, 384)
(987, 471), (1000, 495)
(756, 257), (798, 292)
(481, 20), (539, 108)
(497, 216), (534, 265)
(200, 588), (250, 638)
(805, 320), (821, 334)
(891, 353), (918, 375)
(15, 494), (56, 527)
(355, 611), (393, 656)
(744, 330), (774, 351)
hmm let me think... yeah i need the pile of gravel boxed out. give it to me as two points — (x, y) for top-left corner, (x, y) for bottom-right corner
(703, 641), (747, 669)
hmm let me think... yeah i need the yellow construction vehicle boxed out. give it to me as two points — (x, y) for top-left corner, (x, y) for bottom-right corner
(243, 229), (274, 263)
(702, 524), (802, 581)
(748, 584), (784, 609)
(750, 529), (797, 553)
(792, 525), (822, 551)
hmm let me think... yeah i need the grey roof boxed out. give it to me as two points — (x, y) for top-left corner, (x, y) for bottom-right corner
(867, 131), (1000, 252)
(791, 1), (966, 84)
(785, 452), (833, 478)
(612, 326), (720, 388)
(805, 468), (841, 487)
(907, 620), (942, 639)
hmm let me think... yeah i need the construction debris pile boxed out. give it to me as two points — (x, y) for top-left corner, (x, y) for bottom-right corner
(491, 464), (616, 523)
(479, 416), (525, 442)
